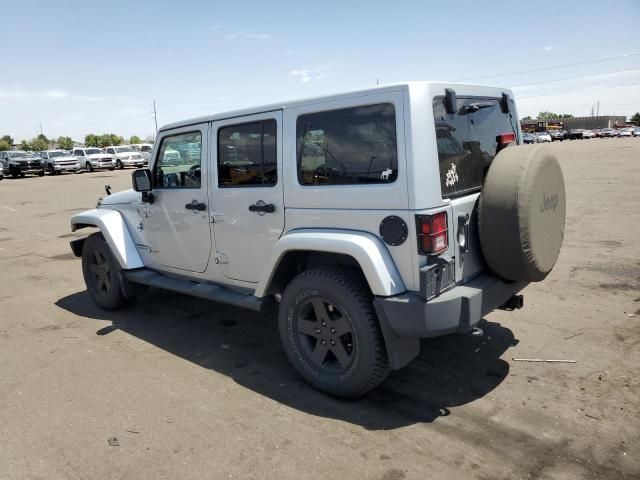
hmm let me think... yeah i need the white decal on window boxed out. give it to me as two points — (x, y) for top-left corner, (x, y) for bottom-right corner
(380, 168), (393, 180)
(445, 163), (459, 187)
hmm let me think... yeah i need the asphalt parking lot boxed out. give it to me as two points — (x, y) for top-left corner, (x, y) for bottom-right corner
(0, 139), (639, 480)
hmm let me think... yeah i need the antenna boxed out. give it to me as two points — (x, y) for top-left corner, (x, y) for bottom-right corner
(153, 100), (158, 133)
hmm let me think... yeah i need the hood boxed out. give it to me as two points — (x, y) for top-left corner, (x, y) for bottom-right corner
(99, 189), (141, 206)
(113, 152), (143, 159)
(53, 155), (79, 162)
(87, 154), (112, 159)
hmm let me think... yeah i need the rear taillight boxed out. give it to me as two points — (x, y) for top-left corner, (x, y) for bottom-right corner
(416, 212), (448, 255)
(496, 132), (517, 153)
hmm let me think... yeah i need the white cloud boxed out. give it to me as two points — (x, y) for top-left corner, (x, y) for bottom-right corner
(544, 46), (554, 51)
(0, 88), (103, 102)
(289, 66), (331, 83)
(225, 31), (271, 40)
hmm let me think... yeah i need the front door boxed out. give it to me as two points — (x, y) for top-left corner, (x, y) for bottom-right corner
(143, 124), (212, 273)
(211, 111), (284, 283)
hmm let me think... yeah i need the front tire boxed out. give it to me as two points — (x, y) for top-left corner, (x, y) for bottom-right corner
(86, 162), (93, 172)
(81, 233), (131, 310)
(278, 266), (390, 398)
(116, 160), (123, 170)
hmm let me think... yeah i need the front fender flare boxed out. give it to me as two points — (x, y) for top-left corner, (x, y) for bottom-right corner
(70, 209), (143, 269)
(255, 229), (405, 298)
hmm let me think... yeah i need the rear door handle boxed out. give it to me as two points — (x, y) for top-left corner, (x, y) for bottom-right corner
(457, 213), (470, 254)
(185, 200), (206, 212)
(248, 203), (275, 213)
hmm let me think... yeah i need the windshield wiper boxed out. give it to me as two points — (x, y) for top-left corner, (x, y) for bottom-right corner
(459, 102), (495, 115)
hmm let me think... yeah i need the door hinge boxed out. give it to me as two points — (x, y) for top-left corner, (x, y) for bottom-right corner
(214, 252), (229, 264)
(211, 212), (224, 223)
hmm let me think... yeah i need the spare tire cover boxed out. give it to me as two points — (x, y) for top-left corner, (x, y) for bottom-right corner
(478, 144), (566, 282)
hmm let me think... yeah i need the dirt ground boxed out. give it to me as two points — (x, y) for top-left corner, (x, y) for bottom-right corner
(0, 138), (638, 480)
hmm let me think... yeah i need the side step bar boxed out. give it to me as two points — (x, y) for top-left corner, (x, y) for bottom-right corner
(124, 269), (266, 312)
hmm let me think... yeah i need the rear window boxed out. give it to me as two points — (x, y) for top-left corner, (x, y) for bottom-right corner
(433, 96), (517, 198)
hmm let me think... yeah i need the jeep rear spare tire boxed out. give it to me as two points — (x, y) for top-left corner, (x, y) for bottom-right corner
(478, 144), (566, 282)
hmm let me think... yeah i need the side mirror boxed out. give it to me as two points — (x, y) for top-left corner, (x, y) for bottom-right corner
(132, 168), (152, 192)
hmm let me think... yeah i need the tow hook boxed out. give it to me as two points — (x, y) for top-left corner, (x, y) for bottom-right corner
(499, 294), (524, 311)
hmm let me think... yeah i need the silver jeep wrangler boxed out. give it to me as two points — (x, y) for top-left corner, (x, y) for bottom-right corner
(69, 82), (566, 397)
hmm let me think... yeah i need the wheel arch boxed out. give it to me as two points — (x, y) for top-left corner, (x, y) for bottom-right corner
(255, 229), (405, 298)
(70, 209), (144, 269)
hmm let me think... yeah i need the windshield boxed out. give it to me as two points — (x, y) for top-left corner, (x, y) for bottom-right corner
(114, 147), (135, 153)
(48, 151), (67, 158)
(8, 152), (29, 158)
(85, 148), (104, 155)
(433, 96), (517, 198)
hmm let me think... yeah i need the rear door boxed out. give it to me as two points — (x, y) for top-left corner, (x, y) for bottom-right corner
(210, 111), (284, 283)
(432, 95), (518, 282)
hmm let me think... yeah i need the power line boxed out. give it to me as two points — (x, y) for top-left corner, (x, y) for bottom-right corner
(452, 52), (640, 81)
(508, 68), (640, 88)
(517, 81), (640, 99)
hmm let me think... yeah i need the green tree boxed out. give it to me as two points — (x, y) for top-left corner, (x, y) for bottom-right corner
(58, 136), (74, 150)
(85, 134), (99, 147)
(521, 115), (532, 121)
(129, 135), (141, 144)
(0, 139), (10, 151)
(29, 134), (50, 151)
(20, 140), (31, 151)
(630, 112), (640, 124)
(1, 135), (13, 146)
(537, 111), (574, 120)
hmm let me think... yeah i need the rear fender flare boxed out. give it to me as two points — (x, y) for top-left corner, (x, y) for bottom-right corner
(70, 209), (143, 269)
(255, 229), (405, 298)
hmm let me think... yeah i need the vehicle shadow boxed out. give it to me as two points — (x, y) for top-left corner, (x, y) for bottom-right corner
(56, 289), (518, 431)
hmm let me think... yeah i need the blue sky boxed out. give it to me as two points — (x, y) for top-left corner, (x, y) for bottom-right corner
(1, 0), (639, 142)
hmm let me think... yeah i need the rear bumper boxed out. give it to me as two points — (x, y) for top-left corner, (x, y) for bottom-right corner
(374, 274), (528, 338)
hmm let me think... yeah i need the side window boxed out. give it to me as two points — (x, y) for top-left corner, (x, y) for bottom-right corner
(217, 120), (277, 187)
(106, 148), (114, 154)
(296, 103), (398, 185)
(154, 131), (202, 189)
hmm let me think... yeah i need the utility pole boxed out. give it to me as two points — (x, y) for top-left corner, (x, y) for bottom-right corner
(596, 101), (600, 117)
(590, 104), (594, 117)
(153, 100), (158, 134)
(38, 122), (43, 136)
(376, 78), (379, 86)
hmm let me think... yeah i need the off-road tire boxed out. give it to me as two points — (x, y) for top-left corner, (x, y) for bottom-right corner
(82, 232), (131, 310)
(278, 265), (390, 398)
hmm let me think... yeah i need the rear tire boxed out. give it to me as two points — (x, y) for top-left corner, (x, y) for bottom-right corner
(86, 162), (93, 172)
(116, 160), (123, 170)
(81, 233), (131, 310)
(278, 266), (390, 398)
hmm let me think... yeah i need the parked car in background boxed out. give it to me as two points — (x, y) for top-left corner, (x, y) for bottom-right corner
(601, 128), (615, 138)
(567, 129), (584, 140)
(618, 129), (632, 137)
(0, 151), (45, 178)
(582, 130), (596, 139)
(632, 128), (640, 137)
(550, 130), (566, 141)
(535, 131), (552, 143)
(522, 132), (535, 144)
(129, 143), (153, 164)
(72, 148), (115, 172)
(105, 146), (146, 169)
(40, 150), (82, 175)
(0, 163), (4, 180)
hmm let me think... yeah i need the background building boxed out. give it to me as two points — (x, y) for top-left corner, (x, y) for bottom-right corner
(521, 116), (627, 132)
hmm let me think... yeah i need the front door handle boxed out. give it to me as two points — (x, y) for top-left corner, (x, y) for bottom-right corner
(185, 200), (206, 212)
(248, 202), (275, 213)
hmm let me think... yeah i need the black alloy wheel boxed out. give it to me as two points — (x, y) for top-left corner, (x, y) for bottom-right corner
(295, 297), (356, 373)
